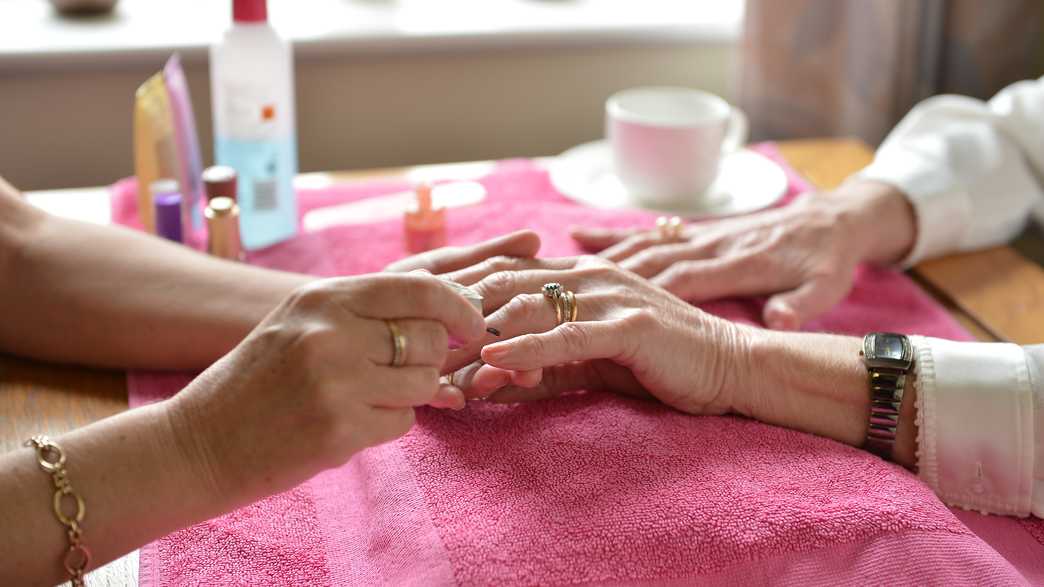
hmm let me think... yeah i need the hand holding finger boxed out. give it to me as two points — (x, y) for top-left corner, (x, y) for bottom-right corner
(482, 320), (630, 371)
(342, 273), (486, 343)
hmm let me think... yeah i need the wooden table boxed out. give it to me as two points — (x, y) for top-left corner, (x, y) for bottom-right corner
(3, 138), (1044, 584)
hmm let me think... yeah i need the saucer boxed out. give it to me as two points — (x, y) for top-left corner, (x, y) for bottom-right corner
(548, 140), (788, 217)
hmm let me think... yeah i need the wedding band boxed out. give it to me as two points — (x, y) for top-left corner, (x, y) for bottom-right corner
(567, 290), (578, 322)
(543, 282), (579, 325)
(385, 320), (407, 367)
(656, 216), (684, 240)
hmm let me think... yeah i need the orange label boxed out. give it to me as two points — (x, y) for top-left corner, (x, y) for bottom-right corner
(261, 104), (276, 121)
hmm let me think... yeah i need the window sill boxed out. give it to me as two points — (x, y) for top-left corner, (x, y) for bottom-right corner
(0, 0), (743, 72)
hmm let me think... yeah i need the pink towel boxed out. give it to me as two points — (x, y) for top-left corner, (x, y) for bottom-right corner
(114, 145), (1044, 586)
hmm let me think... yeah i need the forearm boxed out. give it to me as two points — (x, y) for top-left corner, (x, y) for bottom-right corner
(734, 328), (917, 468)
(0, 201), (311, 370)
(0, 402), (228, 585)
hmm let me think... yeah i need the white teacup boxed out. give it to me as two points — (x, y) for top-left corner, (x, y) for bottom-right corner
(607, 87), (749, 208)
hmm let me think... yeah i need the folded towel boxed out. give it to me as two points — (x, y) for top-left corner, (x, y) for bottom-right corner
(115, 144), (1042, 585)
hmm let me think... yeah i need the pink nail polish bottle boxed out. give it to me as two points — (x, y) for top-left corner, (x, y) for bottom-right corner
(404, 183), (447, 253)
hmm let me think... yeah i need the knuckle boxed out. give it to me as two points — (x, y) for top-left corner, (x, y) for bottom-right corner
(556, 322), (591, 352)
(489, 255), (520, 271)
(504, 294), (543, 323)
(623, 309), (657, 332)
(578, 254), (614, 269)
(290, 326), (338, 367)
(481, 270), (518, 296)
(286, 280), (335, 313)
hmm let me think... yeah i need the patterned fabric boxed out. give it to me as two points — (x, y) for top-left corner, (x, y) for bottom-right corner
(737, 0), (1043, 144)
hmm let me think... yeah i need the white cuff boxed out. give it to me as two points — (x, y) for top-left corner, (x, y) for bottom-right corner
(911, 336), (1035, 516)
(857, 143), (972, 267)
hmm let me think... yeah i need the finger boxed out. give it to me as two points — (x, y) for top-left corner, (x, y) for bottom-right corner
(600, 233), (666, 263)
(361, 318), (449, 367)
(347, 274), (485, 343)
(472, 269), (579, 314)
(365, 406), (417, 445)
(618, 241), (717, 278)
(383, 230), (541, 273)
(484, 362), (640, 404)
(465, 364), (543, 398)
(443, 256), (576, 287)
(763, 274), (852, 331)
(481, 320), (629, 371)
(568, 225), (641, 252)
(429, 380), (467, 410)
(366, 365), (441, 408)
(444, 290), (594, 373)
(651, 255), (781, 302)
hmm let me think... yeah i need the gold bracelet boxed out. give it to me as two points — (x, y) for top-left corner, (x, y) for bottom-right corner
(25, 435), (91, 587)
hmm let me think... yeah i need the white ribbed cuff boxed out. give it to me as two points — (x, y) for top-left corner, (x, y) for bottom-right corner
(912, 336), (1035, 516)
(857, 146), (972, 267)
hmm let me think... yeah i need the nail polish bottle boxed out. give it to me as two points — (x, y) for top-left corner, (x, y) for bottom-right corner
(404, 183), (447, 253)
(151, 179), (183, 243)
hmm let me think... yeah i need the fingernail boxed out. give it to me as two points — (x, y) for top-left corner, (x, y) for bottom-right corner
(481, 345), (507, 362)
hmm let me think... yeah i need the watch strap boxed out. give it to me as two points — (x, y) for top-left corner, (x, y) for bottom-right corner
(865, 368), (906, 458)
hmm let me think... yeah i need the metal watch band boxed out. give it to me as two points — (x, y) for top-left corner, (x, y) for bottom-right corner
(865, 368), (906, 459)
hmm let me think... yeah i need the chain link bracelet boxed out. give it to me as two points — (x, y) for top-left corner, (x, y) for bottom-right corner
(25, 435), (91, 586)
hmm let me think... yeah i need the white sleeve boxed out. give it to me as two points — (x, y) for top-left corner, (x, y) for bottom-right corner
(911, 336), (1042, 517)
(857, 77), (1044, 266)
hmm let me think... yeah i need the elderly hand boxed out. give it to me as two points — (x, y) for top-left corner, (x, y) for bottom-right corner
(384, 230), (541, 274)
(569, 181), (916, 330)
(167, 273), (485, 509)
(383, 229), (541, 409)
(441, 256), (748, 415)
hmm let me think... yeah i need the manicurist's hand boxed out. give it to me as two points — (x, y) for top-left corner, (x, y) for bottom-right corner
(441, 256), (748, 416)
(166, 273), (486, 509)
(569, 180), (917, 330)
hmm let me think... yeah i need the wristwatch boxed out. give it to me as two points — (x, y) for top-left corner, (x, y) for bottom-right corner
(860, 333), (914, 459)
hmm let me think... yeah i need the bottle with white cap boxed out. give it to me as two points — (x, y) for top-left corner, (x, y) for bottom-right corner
(210, 0), (298, 250)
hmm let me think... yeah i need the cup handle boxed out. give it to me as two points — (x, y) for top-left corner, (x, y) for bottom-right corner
(721, 106), (750, 154)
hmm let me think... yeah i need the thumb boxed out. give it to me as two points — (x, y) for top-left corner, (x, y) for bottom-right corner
(763, 275), (852, 330)
(569, 226), (639, 252)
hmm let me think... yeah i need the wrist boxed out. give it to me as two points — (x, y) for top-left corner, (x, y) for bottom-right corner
(719, 323), (761, 419)
(162, 379), (232, 514)
(831, 179), (917, 266)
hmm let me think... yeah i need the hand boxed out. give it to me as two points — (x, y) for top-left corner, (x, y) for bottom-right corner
(383, 230), (541, 274)
(166, 273), (485, 509)
(569, 181), (916, 330)
(442, 256), (748, 416)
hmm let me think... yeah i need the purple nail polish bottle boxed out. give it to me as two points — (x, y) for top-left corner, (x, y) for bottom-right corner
(151, 179), (183, 243)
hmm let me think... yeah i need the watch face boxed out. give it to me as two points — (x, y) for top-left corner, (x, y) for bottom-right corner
(874, 334), (906, 361)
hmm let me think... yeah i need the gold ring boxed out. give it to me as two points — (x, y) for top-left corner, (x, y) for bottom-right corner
(656, 216), (684, 240)
(386, 319), (407, 367)
(567, 291), (578, 322)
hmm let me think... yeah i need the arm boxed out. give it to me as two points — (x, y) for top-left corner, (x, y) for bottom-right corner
(741, 332), (1042, 517)
(0, 272), (487, 584)
(0, 176), (540, 371)
(859, 76), (1044, 265)
(457, 258), (1040, 516)
(569, 77), (1044, 329)
(0, 176), (309, 370)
